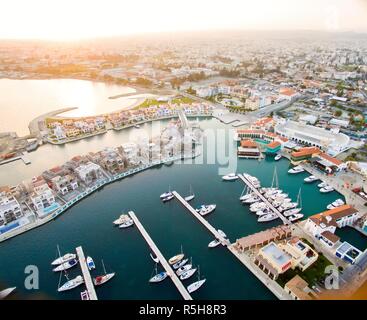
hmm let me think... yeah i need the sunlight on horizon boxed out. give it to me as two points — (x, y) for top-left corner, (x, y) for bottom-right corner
(0, 0), (366, 40)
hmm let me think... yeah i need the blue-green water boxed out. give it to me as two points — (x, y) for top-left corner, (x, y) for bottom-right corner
(0, 119), (344, 300)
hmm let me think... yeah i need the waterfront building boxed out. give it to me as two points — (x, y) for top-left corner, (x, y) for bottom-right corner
(236, 129), (288, 146)
(254, 242), (293, 280)
(50, 175), (79, 195)
(88, 148), (126, 175)
(0, 191), (23, 226)
(275, 120), (350, 156)
(74, 162), (104, 185)
(304, 205), (360, 238)
(285, 275), (314, 300)
(265, 141), (281, 154)
(319, 230), (340, 248)
(52, 124), (66, 141)
(335, 242), (362, 264)
(310, 152), (346, 173)
(251, 117), (275, 131)
(290, 147), (321, 164)
(237, 139), (261, 158)
(30, 178), (56, 215)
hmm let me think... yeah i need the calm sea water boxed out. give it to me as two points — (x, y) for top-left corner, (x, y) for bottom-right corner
(0, 79), (136, 136)
(0, 116), (350, 300)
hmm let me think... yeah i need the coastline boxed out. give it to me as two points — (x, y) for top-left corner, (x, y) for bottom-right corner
(0, 152), (200, 243)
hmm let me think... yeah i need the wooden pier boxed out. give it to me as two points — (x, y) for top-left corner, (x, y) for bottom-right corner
(172, 191), (230, 246)
(238, 174), (290, 225)
(76, 246), (98, 300)
(128, 211), (193, 301)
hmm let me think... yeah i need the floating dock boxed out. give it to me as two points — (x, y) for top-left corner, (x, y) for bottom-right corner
(128, 211), (193, 301)
(76, 246), (98, 300)
(238, 174), (290, 225)
(172, 191), (230, 246)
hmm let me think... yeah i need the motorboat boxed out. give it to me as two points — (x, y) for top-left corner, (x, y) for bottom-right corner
(274, 154), (282, 161)
(168, 250), (184, 265)
(270, 193), (288, 200)
(113, 214), (130, 226)
(304, 175), (318, 183)
(208, 239), (221, 248)
(327, 199), (345, 210)
(320, 186), (334, 193)
(187, 266), (206, 293)
(283, 208), (302, 217)
(180, 268), (197, 281)
(288, 166), (305, 174)
(149, 271), (168, 283)
(184, 185), (195, 202)
(258, 213), (278, 222)
(53, 258), (78, 272)
(243, 196), (260, 204)
(217, 229), (227, 239)
(51, 253), (76, 266)
(239, 192), (256, 201)
(196, 204), (216, 216)
(176, 264), (192, 276)
(162, 194), (174, 202)
(160, 191), (172, 199)
(58, 275), (84, 292)
(222, 173), (239, 181)
(93, 260), (115, 286)
(243, 174), (261, 188)
(256, 208), (272, 216)
(86, 256), (95, 271)
(0, 287), (16, 300)
(288, 213), (304, 222)
(150, 253), (159, 264)
(119, 219), (134, 228)
(318, 182), (328, 188)
(173, 258), (189, 270)
(279, 202), (298, 212)
(250, 202), (267, 212)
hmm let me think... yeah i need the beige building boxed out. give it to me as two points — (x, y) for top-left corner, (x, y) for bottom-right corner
(285, 275), (314, 300)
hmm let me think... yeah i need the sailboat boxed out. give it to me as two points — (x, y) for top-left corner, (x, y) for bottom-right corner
(284, 188), (302, 217)
(58, 275), (84, 292)
(51, 245), (76, 266)
(93, 260), (115, 286)
(0, 287), (16, 300)
(150, 252), (159, 264)
(160, 185), (172, 199)
(184, 185), (195, 202)
(52, 245), (78, 272)
(187, 266), (206, 293)
(149, 263), (168, 283)
(168, 245), (185, 265)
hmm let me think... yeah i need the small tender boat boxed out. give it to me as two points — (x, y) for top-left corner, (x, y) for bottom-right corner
(288, 213), (304, 222)
(180, 268), (197, 280)
(119, 219), (134, 228)
(80, 290), (90, 300)
(304, 175), (318, 183)
(320, 186), (334, 193)
(258, 213), (278, 222)
(196, 204), (216, 216)
(176, 264), (192, 276)
(173, 258), (188, 270)
(93, 260), (115, 286)
(327, 199), (345, 210)
(274, 154), (282, 161)
(208, 239), (221, 248)
(162, 194), (174, 202)
(187, 266), (206, 293)
(283, 208), (302, 217)
(53, 258), (78, 272)
(0, 287), (16, 300)
(51, 253), (76, 266)
(318, 182), (328, 188)
(217, 229), (227, 239)
(149, 271), (168, 283)
(86, 256), (95, 271)
(58, 275), (84, 292)
(222, 173), (239, 181)
(288, 166), (304, 174)
(150, 253), (159, 264)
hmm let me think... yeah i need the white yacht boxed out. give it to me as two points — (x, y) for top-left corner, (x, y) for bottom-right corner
(149, 271), (168, 283)
(0, 287), (16, 300)
(327, 199), (345, 210)
(173, 258), (189, 270)
(113, 214), (131, 226)
(196, 204), (216, 216)
(58, 275), (84, 292)
(239, 192), (256, 201)
(250, 202), (267, 212)
(256, 208), (272, 216)
(86, 256), (95, 271)
(270, 193), (288, 200)
(318, 182), (328, 188)
(304, 175), (318, 183)
(162, 194), (174, 202)
(51, 253), (76, 266)
(243, 174), (261, 188)
(222, 173), (239, 181)
(53, 259), (78, 272)
(283, 208), (302, 217)
(243, 196), (260, 204)
(160, 191), (172, 199)
(288, 166), (305, 174)
(217, 229), (227, 239)
(320, 186), (334, 193)
(93, 260), (116, 286)
(180, 268), (197, 281)
(274, 154), (282, 161)
(288, 213), (304, 222)
(208, 239), (221, 248)
(119, 219), (134, 228)
(169, 249), (184, 265)
(279, 202), (298, 212)
(176, 264), (192, 276)
(258, 213), (278, 222)
(187, 267), (206, 293)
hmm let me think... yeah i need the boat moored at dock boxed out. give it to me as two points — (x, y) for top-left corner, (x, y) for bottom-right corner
(258, 213), (278, 222)
(222, 173), (239, 181)
(327, 199), (345, 210)
(51, 253), (76, 266)
(304, 175), (318, 183)
(208, 239), (221, 248)
(53, 258), (78, 272)
(86, 256), (95, 271)
(58, 275), (84, 292)
(320, 185), (335, 193)
(196, 204), (216, 216)
(288, 165), (305, 174)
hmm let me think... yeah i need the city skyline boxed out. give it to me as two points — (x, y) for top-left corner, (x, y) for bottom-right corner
(0, 0), (367, 41)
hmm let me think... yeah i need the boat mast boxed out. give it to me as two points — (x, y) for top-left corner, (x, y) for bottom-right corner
(297, 187), (302, 209)
(271, 166), (279, 189)
(102, 259), (106, 275)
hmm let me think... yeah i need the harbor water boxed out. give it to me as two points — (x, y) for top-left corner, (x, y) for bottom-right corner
(0, 117), (354, 300)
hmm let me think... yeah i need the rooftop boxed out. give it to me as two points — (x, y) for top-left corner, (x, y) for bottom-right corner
(285, 275), (312, 300)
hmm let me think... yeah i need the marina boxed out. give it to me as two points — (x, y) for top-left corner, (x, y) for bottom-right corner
(128, 211), (193, 300)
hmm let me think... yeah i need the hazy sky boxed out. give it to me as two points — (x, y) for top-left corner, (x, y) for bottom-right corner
(0, 0), (366, 40)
